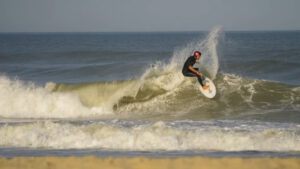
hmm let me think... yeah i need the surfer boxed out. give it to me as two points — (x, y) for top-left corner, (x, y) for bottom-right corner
(182, 51), (210, 89)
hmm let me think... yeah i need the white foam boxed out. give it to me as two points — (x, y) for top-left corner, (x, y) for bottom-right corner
(0, 76), (111, 118)
(0, 120), (299, 151)
(141, 62), (185, 91)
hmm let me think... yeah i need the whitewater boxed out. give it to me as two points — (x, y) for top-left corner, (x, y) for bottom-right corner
(0, 27), (299, 155)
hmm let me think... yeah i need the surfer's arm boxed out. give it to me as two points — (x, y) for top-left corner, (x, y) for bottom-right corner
(188, 66), (202, 76)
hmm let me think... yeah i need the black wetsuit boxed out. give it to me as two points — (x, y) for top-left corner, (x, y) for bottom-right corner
(182, 56), (205, 86)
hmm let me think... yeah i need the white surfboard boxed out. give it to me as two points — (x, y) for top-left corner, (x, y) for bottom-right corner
(199, 76), (216, 98)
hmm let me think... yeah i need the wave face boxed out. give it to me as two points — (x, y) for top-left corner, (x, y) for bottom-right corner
(1, 69), (299, 122)
(49, 73), (300, 122)
(0, 120), (299, 151)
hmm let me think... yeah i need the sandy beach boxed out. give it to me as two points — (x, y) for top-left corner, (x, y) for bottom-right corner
(1, 157), (299, 169)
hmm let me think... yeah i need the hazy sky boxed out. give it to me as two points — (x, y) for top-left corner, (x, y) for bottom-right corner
(0, 0), (299, 32)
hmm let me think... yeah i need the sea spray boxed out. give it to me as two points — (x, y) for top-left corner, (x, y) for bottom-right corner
(171, 26), (224, 79)
(123, 26), (225, 113)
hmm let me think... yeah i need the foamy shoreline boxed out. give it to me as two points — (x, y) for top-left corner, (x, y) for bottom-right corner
(1, 156), (299, 169)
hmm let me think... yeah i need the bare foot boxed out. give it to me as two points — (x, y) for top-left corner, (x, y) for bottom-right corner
(202, 85), (210, 90)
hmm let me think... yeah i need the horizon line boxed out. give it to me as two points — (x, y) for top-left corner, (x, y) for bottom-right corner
(0, 29), (300, 34)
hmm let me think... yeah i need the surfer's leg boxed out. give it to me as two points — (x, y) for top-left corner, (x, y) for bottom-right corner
(184, 71), (205, 86)
(189, 68), (206, 86)
(183, 72), (196, 77)
(196, 75), (205, 86)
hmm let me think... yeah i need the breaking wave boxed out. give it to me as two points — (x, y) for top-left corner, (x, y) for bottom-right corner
(0, 27), (299, 121)
(0, 120), (299, 151)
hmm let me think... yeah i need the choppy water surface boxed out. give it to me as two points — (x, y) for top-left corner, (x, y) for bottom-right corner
(0, 28), (299, 157)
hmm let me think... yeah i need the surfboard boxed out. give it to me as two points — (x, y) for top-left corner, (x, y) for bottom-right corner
(199, 76), (216, 98)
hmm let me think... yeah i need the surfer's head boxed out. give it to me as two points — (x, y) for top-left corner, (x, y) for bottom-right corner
(193, 51), (201, 60)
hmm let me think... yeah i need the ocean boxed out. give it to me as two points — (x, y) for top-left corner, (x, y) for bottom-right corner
(0, 27), (299, 158)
